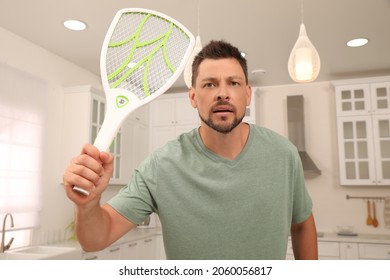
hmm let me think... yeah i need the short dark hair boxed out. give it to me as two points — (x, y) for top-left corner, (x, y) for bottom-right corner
(191, 40), (248, 87)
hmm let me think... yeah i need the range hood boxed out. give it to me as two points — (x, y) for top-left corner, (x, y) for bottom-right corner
(287, 95), (321, 175)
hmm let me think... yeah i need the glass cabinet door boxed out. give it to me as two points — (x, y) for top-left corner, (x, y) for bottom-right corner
(370, 82), (390, 114)
(336, 116), (376, 185)
(372, 115), (390, 185)
(335, 84), (371, 116)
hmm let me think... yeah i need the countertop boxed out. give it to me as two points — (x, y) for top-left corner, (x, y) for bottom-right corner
(316, 232), (390, 244)
(288, 232), (390, 245)
(56, 227), (162, 251)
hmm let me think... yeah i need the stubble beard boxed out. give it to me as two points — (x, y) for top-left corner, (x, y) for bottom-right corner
(198, 105), (245, 134)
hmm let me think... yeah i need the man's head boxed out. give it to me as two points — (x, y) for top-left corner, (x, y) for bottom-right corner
(189, 40), (251, 134)
(191, 40), (248, 88)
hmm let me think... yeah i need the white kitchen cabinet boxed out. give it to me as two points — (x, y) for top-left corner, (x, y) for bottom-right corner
(136, 236), (158, 260)
(339, 242), (359, 259)
(121, 240), (139, 260)
(333, 77), (390, 186)
(317, 241), (340, 260)
(286, 240), (340, 260)
(358, 243), (390, 259)
(336, 116), (376, 185)
(335, 84), (371, 117)
(370, 82), (390, 114)
(150, 93), (199, 152)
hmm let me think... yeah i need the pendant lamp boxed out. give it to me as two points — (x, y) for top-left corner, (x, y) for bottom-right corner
(288, 1), (320, 83)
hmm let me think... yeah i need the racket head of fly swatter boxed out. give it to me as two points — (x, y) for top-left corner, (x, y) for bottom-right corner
(94, 9), (194, 150)
(72, 9), (194, 196)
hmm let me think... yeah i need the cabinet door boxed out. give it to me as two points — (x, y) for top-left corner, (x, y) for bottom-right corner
(150, 126), (176, 152)
(370, 82), (390, 114)
(358, 243), (390, 259)
(336, 116), (376, 185)
(335, 84), (371, 116)
(372, 115), (390, 185)
(317, 241), (340, 260)
(121, 240), (139, 260)
(175, 97), (199, 125)
(150, 98), (175, 126)
(137, 237), (157, 260)
(128, 104), (150, 125)
(339, 242), (359, 259)
(105, 245), (122, 260)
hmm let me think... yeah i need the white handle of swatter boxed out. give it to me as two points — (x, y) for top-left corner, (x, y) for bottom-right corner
(72, 113), (123, 196)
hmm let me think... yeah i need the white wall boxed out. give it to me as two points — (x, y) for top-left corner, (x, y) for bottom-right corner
(0, 27), (103, 239)
(256, 83), (390, 235)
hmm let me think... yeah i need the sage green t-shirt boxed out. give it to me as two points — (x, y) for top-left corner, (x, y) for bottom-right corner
(108, 124), (312, 259)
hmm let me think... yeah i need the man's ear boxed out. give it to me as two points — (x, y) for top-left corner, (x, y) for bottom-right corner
(246, 85), (252, 107)
(189, 87), (197, 108)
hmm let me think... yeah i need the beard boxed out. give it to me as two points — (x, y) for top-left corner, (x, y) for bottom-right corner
(198, 101), (245, 134)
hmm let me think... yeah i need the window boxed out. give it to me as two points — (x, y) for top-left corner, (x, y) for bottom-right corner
(0, 63), (46, 247)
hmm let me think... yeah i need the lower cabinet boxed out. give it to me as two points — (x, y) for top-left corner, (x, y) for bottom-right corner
(358, 243), (390, 259)
(286, 240), (390, 260)
(82, 234), (165, 260)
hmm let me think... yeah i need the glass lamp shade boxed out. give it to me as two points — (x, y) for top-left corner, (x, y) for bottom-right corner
(183, 35), (202, 88)
(288, 23), (320, 83)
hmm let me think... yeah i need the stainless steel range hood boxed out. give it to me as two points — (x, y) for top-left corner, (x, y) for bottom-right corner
(287, 95), (321, 175)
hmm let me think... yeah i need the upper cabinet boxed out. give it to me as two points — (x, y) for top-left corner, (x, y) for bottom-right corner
(335, 82), (390, 117)
(149, 93), (199, 152)
(333, 77), (390, 186)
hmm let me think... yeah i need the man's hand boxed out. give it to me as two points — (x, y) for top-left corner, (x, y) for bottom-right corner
(63, 144), (114, 207)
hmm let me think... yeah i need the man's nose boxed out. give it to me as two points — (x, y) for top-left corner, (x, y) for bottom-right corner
(217, 84), (230, 100)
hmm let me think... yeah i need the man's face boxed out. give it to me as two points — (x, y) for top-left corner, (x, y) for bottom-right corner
(189, 58), (251, 134)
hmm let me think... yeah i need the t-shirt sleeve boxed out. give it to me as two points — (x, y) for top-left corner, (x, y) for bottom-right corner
(107, 155), (157, 225)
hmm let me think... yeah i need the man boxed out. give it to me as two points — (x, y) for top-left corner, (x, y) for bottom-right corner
(63, 40), (318, 260)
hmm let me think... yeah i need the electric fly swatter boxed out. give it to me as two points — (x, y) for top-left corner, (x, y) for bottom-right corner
(73, 8), (195, 195)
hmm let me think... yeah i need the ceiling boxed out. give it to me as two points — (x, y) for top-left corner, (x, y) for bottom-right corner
(1, 0), (390, 90)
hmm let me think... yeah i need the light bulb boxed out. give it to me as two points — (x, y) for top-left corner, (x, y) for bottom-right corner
(183, 36), (202, 88)
(288, 24), (320, 83)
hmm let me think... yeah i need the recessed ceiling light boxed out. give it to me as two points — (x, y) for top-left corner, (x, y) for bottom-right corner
(64, 19), (87, 31)
(241, 52), (246, 58)
(347, 38), (368, 48)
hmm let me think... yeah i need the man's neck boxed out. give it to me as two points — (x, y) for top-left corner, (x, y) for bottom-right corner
(198, 122), (250, 160)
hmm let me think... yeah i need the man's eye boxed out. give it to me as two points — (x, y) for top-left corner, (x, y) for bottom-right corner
(204, 83), (216, 88)
(231, 81), (240, 86)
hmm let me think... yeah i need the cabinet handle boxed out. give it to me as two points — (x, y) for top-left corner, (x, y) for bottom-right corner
(109, 247), (120, 253)
(128, 242), (138, 247)
(144, 238), (153, 243)
(85, 255), (98, 260)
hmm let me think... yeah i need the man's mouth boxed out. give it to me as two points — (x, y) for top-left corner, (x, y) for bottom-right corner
(212, 104), (235, 113)
(212, 105), (235, 114)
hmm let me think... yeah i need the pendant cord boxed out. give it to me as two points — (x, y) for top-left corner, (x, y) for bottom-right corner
(197, 0), (201, 35)
(301, 0), (304, 24)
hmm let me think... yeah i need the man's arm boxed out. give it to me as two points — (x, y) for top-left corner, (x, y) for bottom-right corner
(63, 144), (136, 252)
(74, 203), (136, 252)
(290, 213), (318, 260)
